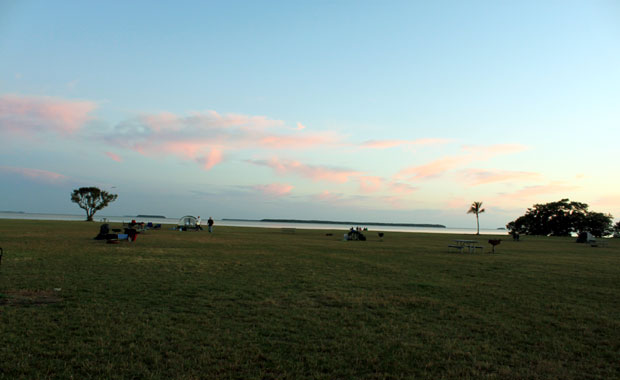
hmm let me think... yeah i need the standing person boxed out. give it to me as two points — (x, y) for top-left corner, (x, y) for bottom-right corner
(196, 216), (203, 230)
(207, 217), (214, 233)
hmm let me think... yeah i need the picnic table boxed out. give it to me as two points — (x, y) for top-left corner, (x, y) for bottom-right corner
(449, 240), (483, 253)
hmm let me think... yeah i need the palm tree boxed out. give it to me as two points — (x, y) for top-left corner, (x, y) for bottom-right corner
(467, 201), (485, 235)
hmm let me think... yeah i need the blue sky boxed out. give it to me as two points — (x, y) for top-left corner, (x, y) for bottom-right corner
(1, 0), (619, 227)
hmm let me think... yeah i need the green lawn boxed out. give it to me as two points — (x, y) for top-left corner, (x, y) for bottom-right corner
(1, 220), (618, 379)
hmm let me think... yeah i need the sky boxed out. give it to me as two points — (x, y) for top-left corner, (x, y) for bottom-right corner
(1, 0), (619, 228)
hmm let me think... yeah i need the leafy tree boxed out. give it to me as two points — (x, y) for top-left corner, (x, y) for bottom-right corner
(467, 201), (485, 235)
(70, 187), (118, 221)
(580, 212), (614, 237)
(613, 221), (620, 237)
(506, 199), (613, 237)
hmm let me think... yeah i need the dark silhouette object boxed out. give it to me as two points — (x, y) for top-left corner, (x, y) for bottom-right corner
(71, 187), (118, 221)
(576, 232), (588, 243)
(0, 247), (3, 265)
(467, 201), (486, 235)
(94, 224), (111, 240)
(378, 232), (384, 241)
(575, 231), (597, 244)
(511, 231), (520, 241)
(488, 239), (501, 253)
(95, 224), (138, 242)
(347, 228), (366, 241)
(507, 199), (613, 237)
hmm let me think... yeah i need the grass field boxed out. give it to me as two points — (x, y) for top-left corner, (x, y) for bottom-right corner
(1, 219), (619, 379)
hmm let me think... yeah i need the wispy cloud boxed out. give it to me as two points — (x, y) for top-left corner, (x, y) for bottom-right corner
(462, 143), (528, 159)
(105, 152), (123, 162)
(360, 138), (451, 149)
(0, 166), (68, 184)
(253, 183), (294, 196)
(459, 169), (541, 186)
(388, 182), (418, 194)
(197, 149), (223, 170)
(312, 190), (348, 203)
(0, 94), (97, 136)
(258, 133), (340, 149)
(396, 155), (466, 181)
(104, 111), (344, 170)
(359, 176), (384, 193)
(296, 122), (306, 130)
(394, 143), (530, 182)
(247, 158), (362, 183)
(494, 182), (579, 202)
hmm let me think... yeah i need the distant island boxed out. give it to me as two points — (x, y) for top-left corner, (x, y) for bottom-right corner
(136, 214), (166, 218)
(253, 218), (445, 228)
(1, 211), (25, 214)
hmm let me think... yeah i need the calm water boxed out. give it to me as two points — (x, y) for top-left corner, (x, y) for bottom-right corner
(0, 212), (508, 235)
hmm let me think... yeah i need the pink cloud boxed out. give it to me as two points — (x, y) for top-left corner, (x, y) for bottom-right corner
(359, 176), (384, 193)
(248, 158), (362, 183)
(205, 110), (285, 129)
(462, 143), (528, 159)
(105, 152), (123, 162)
(152, 141), (220, 160)
(494, 182), (580, 202)
(0, 94), (96, 136)
(106, 111), (344, 170)
(460, 169), (541, 186)
(199, 149), (223, 170)
(388, 182), (418, 194)
(393, 143), (530, 183)
(296, 122), (306, 130)
(254, 183), (294, 196)
(361, 138), (451, 149)
(258, 134), (339, 149)
(0, 166), (67, 184)
(396, 156), (467, 181)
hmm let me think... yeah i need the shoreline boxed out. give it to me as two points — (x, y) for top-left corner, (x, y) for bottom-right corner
(0, 212), (508, 236)
(230, 218), (446, 228)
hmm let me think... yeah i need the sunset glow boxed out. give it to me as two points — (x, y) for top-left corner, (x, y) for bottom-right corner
(1, 1), (618, 227)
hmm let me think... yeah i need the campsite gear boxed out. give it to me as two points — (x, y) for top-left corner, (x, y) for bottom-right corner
(146, 222), (161, 230)
(177, 215), (198, 231)
(576, 231), (595, 244)
(488, 239), (501, 253)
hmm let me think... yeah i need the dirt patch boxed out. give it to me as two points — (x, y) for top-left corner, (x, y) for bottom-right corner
(0, 289), (63, 306)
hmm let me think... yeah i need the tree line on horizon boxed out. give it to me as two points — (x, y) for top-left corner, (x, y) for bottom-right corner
(69, 187), (618, 237)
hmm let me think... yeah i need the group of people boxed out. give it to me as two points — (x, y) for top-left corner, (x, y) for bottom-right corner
(197, 216), (214, 233)
(346, 226), (367, 241)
